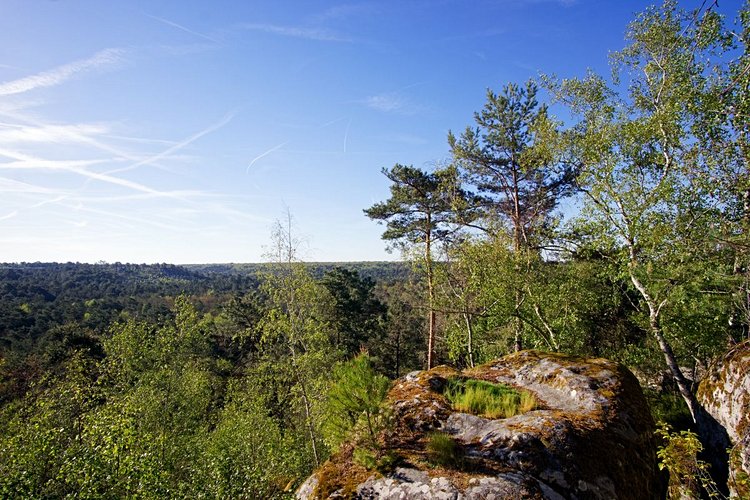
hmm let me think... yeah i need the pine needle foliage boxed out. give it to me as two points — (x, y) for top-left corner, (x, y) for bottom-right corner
(323, 353), (391, 449)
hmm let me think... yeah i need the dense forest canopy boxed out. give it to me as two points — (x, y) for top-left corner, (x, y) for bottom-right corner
(1, 1), (749, 497)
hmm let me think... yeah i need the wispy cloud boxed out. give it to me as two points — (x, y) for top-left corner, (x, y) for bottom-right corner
(0, 108), (148, 164)
(144, 13), (220, 44)
(66, 203), (189, 232)
(0, 147), (165, 195)
(246, 142), (287, 174)
(0, 177), (69, 195)
(106, 111), (236, 175)
(364, 94), (406, 113)
(239, 23), (352, 42)
(361, 82), (429, 115)
(0, 48), (124, 96)
(0, 123), (110, 144)
(312, 3), (377, 23)
(0, 148), (111, 169)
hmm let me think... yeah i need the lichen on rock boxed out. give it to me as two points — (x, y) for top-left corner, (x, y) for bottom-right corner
(298, 350), (659, 499)
(697, 340), (750, 499)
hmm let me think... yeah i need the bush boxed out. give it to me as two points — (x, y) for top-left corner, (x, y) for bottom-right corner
(323, 353), (391, 449)
(656, 422), (723, 499)
(444, 378), (536, 419)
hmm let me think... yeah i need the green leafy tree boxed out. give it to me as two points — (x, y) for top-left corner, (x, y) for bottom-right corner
(546, 1), (735, 435)
(373, 280), (426, 378)
(693, 1), (750, 342)
(91, 296), (218, 496)
(448, 80), (576, 350)
(256, 212), (340, 467)
(0, 352), (99, 497)
(198, 378), (305, 499)
(321, 267), (386, 358)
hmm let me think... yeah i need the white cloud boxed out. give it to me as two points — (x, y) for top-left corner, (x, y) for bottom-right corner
(0, 108), (144, 163)
(364, 94), (406, 113)
(0, 177), (68, 195)
(0, 48), (124, 96)
(0, 123), (110, 144)
(0, 147), (162, 195)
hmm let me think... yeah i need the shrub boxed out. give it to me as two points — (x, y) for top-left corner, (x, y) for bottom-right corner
(656, 422), (723, 499)
(444, 378), (536, 419)
(323, 353), (391, 449)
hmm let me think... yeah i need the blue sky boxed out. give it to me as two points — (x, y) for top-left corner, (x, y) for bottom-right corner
(0, 0), (742, 263)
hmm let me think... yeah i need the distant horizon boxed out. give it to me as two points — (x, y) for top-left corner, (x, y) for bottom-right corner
(0, 259), (404, 266)
(1, 0), (741, 263)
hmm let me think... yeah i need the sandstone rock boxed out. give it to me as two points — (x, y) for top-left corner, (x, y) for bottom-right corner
(299, 351), (659, 499)
(697, 340), (750, 499)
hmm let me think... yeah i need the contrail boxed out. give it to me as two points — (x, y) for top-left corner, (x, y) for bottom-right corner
(106, 111), (237, 175)
(144, 13), (220, 44)
(0, 48), (124, 96)
(0, 108), (143, 163)
(246, 142), (287, 174)
(0, 147), (164, 195)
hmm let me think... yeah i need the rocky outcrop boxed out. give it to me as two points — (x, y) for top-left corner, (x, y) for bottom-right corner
(697, 340), (750, 499)
(299, 351), (659, 499)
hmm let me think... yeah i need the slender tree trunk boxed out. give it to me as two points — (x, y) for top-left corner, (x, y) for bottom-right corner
(533, 302), (560, 351)
(395, 328), (401, 378)
(649, 314), (701, 418)
(428, 308), (436, 368)
(292, 361), (320, 467)
(463, 312), (475, 368)
(629, 272), (701, 420)
(513, 289), (524, 352)
(425, 223), (436, 369)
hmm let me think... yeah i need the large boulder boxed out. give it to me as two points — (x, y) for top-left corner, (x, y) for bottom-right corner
(697, 340), (750, 499)
(299, 350), (659, 499)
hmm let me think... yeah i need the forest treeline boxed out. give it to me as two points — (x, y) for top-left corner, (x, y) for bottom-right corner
(1, 1), (749, 497)
(0, 256), (424, 497)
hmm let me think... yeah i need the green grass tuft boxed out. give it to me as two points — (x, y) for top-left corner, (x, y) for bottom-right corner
(426, 432), (463, 467)
(444, 378), (536, 419)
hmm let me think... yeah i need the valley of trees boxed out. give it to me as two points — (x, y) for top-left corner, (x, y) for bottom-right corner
(1, 1), (748, 497)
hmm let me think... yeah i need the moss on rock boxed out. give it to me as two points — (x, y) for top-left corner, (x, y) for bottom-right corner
(697, 340), (750, 499)
(299, 351), (659, 500)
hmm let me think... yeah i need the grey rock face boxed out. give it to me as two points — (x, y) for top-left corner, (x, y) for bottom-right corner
(697, 341), (750, 499)
(298, 351), (659, 499)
